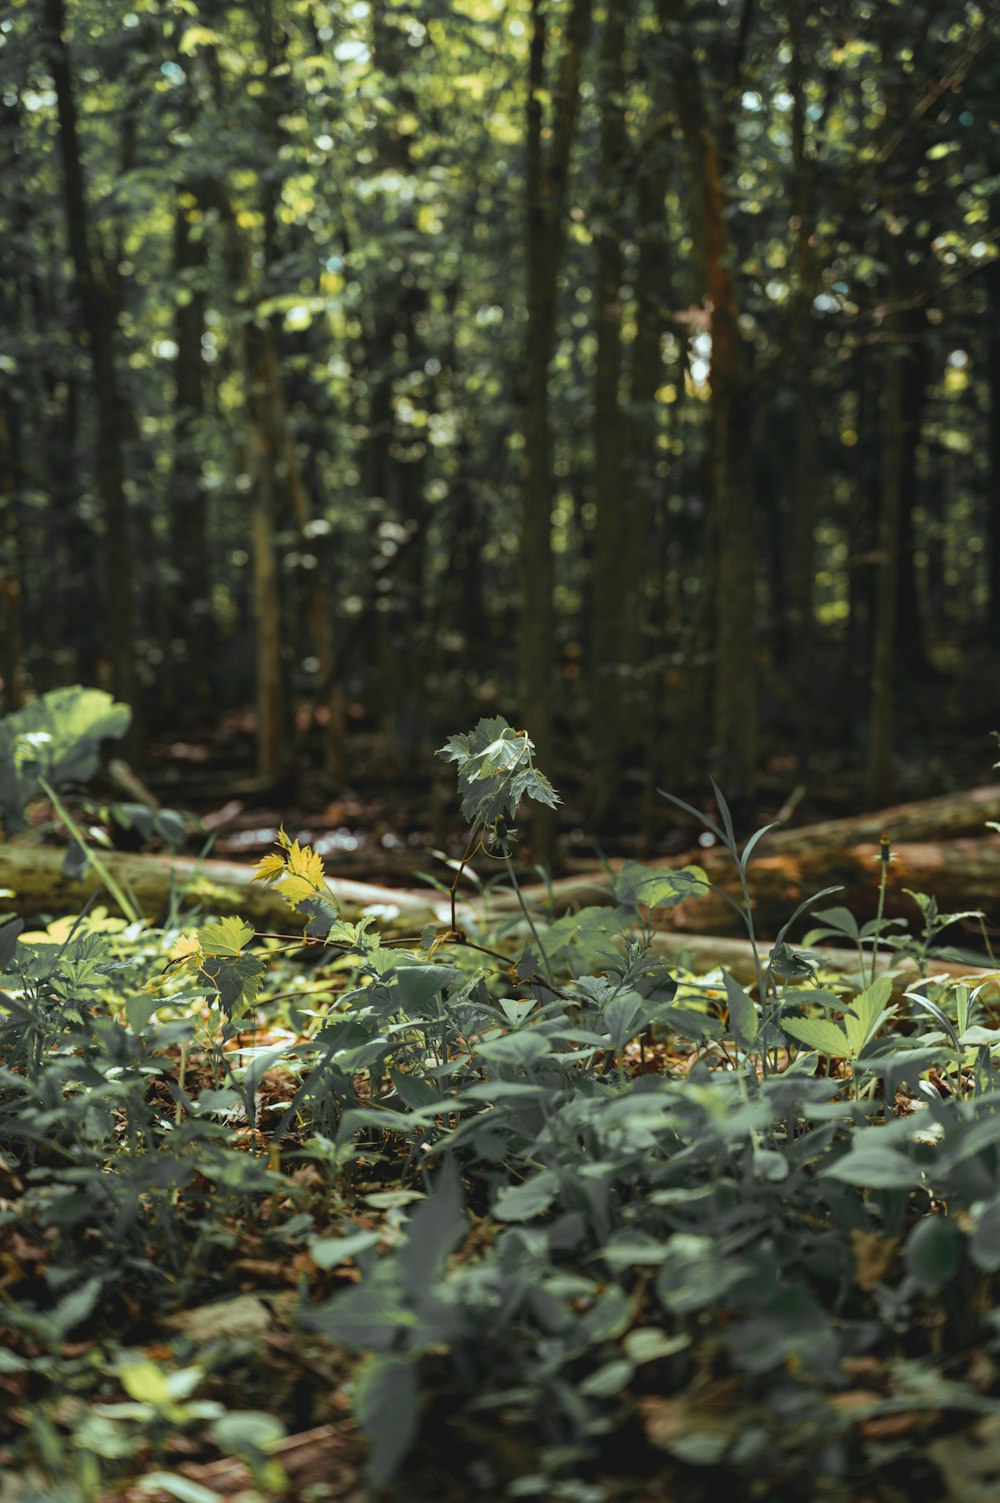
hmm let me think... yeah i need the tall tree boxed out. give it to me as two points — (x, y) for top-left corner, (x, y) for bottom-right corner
(520, 0), (594, 862)
(42, 0), (136, 711)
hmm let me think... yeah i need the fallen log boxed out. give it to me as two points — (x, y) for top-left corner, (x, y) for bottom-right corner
(764, 783), (1000, 854)
(0, 843), (453, 932)
(511, 836), (1000, 938)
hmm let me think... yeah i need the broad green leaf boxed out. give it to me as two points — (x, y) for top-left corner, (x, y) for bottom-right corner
(603, 988), (647, 1051)
(211, 1411), (285, 1455)
(476, 1030), (552, 1069)
(310, 1228), (383, 1269)
(493, 1169), (560, 1222)
(723, 972), (758, 1047)
(822, 1143), (922, 1189)
(0, 917), (24, 969)
(905, 1216), (962, 1291)
(0, 687), (130, 832)
(354, 1355), (420, 1489)
(623, 1328), (691, 1364)
(782, 1016), (852, 1058)
(390, 959), (462, 1014)
(198, 951), (267, 1019)
(843, 976), (896, 1056)
(199, 916), (254, 956)
(138, 1474), (222, 1503)
(613, 861), (708, 911)
(970, 1201), (1000, 1272)
(396, 1158), (466, 1293)
(120, 1361), (172, 1407)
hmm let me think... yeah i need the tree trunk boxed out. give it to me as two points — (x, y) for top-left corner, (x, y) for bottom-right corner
(589, 0), (631, 826)
(43, 0), (135, 713)
(867, 255), (905, 804)
(987, 261), (1000, 639)
(662, 0), (757, 804)
(520, 0), (593, 868)
(166, 188), (212, 712)
(0, 408), (23, 713)
(894, 300), (931, 675)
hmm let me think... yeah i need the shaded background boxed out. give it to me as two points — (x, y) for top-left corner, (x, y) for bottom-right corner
(1, 0), (998, 860)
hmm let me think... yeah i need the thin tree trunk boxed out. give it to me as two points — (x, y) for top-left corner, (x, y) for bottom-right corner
(0, 409), (23, 711)
(166, 188), (212, 711)
(43, 0), (135, 712)
(662, 0), (757, 804)
(868, 258), (905, 804)
(895, 300), (931, 675)
(589, 0), (631, 826)
(521, 0), (594, 865)
(987, 261), (1000, 639)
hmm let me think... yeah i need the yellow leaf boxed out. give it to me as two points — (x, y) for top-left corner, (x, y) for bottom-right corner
(278, 873), (319, 905)
(284, 839), (326, 891)
(253, 852), (286, 884)
(119, 1360), (171, 1407)
(169, 932), (202, 963)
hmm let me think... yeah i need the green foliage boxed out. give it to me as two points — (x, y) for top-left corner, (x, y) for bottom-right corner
(0, 687), (130, 833)
(2, 726), (1000, 1501)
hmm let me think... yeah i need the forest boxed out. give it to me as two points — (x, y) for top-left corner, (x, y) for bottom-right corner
(2, 0), (1000, 1500)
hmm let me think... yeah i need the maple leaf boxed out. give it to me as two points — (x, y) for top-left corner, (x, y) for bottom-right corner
(253, 852), (286, 885)
(199, 916), (255, 957)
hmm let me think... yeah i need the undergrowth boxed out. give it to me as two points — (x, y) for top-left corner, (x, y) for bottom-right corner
(2, 699), (1000, 1503)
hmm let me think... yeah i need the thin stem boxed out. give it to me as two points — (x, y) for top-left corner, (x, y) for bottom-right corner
(502, 849), (554, 986)
(40, 776), (142, 925)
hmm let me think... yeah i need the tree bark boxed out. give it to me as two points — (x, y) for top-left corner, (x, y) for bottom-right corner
(589, 0), (632, 826)
(987, 261), (1000, 639)
(661, 0), (757, 803)
(43, 0), (135, 712)
(520, 0), (594, 867)
(867, 251), (905, 804)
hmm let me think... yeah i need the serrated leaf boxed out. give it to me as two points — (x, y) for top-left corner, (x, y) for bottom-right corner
(198, 951), (267, 1019)
(199, 916), (254, 957)
(782, 1016), (852, 1057)
(843, 975), (896, 1056)
(253, 853), (286, 884)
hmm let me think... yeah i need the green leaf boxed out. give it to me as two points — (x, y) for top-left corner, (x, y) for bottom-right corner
(723, 972), (758, 1047)
(905, 1216), (962, 1291)
(120, 1361), (172, 1407)
(0, 917), (24, 970)
(493, 1169), (560, 1222)
(396, 1158), (466, 1293)
(139, 1475), (222, 1503)
(354, 1355), (420, 1490)
(200, 916), (255, 956)
(476, 1030), (552, 1069)
(822, 1143), (923, 1189)
(613, 861), (708, 911)
(843, 976), (896, 1056)
(126, 994), (158, 1034)
(604, 988), (647, 1051)
(211, 1411), (285, 1455)
(198, 951), (267, 1020)
(0, 687), (130, 832)
(971, 1201), (1000, 1272)
(782, 1016), (852, 1057)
